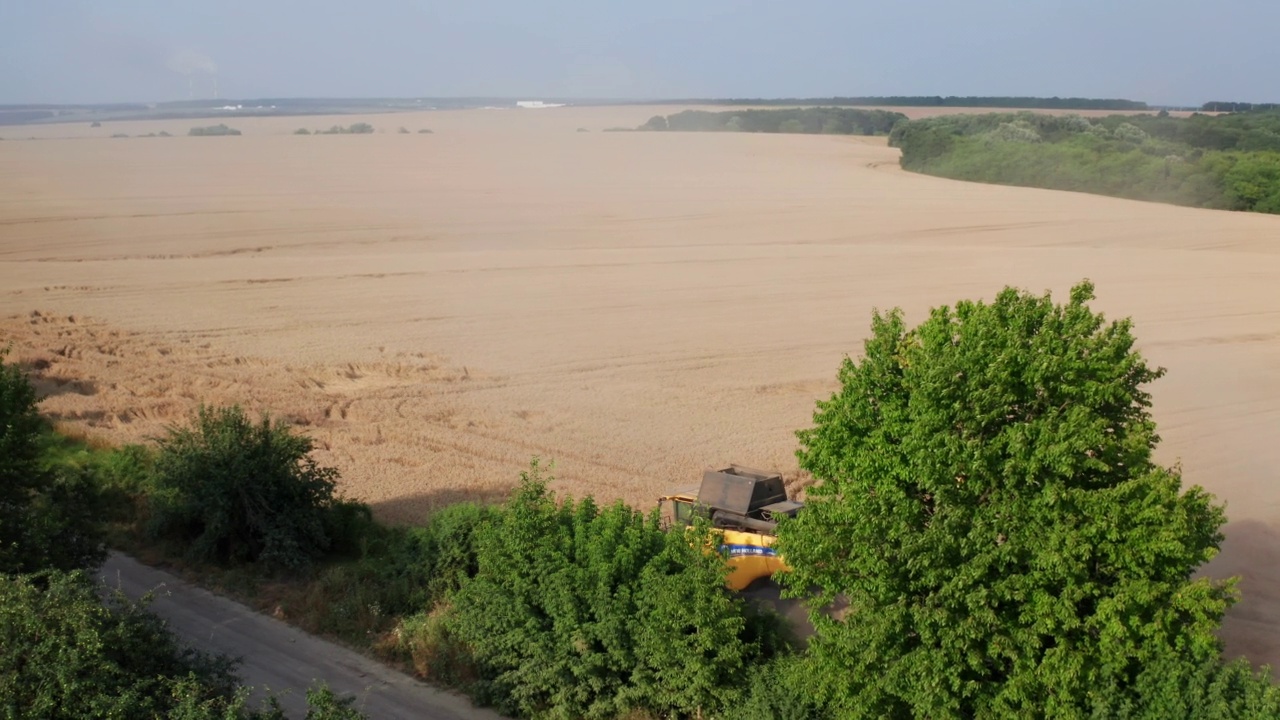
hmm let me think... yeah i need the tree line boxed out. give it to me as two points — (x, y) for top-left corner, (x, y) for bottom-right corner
(1203, 102), (1280, 113)
(5, 281), (1280, 718)
(638, 107), (906, 135)
(890, 110), (1280, 214)
(667, 96), (1150, 110)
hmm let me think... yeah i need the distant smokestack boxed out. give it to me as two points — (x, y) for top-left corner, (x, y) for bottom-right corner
(168, 49), (218, 100)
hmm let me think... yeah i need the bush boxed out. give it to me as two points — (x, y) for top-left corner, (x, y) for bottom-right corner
(443, 461), (775, 719)
(739, 656), (828, 720)
(147, 405), (356, 571)
(0, 571), (239, 718)
(398, 127), (410, 134)
(295, 128), (312, 135)
(417, 128), (434, 134)
(90, 121), (101, 128)
(188, 124), (242, 137)
(320, 123), (374, 135)
(0, 570), (368, 719)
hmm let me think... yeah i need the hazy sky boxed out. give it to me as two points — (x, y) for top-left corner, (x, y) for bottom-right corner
(1, 0), (1276, 105)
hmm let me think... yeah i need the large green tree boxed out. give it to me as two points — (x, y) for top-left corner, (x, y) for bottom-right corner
(777, 282), (1238, 717)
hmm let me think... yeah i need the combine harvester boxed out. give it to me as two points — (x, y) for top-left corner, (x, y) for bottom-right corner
(658, 465), (803, 591)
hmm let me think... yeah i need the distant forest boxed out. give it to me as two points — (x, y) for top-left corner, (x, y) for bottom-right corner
(890, 110), (1280, 214)
(637, 107), (907, 135)
(1202, 101), (1280, 112)
(678, 96), (1151, 111)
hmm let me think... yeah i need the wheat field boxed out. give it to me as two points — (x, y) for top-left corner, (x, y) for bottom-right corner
(2, 105), (1279, 663)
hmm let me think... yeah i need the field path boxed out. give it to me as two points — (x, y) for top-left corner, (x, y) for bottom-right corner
(97, 553), (503, 720)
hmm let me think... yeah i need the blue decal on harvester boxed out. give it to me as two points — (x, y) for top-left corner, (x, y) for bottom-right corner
(721, 544), (778, 558)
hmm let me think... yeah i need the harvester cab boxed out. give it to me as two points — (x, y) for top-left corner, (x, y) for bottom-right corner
(658, 464), (803, 591)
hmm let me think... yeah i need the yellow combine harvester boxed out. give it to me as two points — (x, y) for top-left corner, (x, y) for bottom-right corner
(658, 465), (803, 591)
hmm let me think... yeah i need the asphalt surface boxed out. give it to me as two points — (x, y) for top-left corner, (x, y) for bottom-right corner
(98, 553), (504, 719)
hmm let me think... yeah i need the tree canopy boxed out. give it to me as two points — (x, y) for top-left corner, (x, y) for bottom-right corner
(777, 281), (1243, 717)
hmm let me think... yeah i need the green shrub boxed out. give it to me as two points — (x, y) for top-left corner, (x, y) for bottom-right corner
(294, 128), (312, 135)
(444, 461), (774, 719)
(147, 405), (355, 571)
(397, 604), (477, 686)
(188, 124), (241, 137)
(0, 571), (239, 718)
(320, 123), (374, 135)
(739, 656), (828, 720)
(0, 571), (367, 719)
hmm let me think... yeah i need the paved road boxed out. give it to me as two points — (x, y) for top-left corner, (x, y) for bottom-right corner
(98, 553), (504, 720)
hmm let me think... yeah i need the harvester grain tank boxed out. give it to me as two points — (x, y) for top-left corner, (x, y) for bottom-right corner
(658, 464), (803, 591)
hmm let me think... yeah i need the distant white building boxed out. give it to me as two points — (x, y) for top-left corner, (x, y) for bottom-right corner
(516, 101), (566, 109)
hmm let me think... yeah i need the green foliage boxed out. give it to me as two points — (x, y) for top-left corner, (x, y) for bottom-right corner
(778, 119), (805, 134)
(778, 281), (1239, 718)
(188, 124), (242, 136)
(1091, 654), (1280, 718)
(320, 123), (375, 135)
(0, 570), (239, 719)
(148, 405), (351, 571)
(0, 350), (43, 518)
(640, 115), (668, 131)
(641, 107), (906, 136)
(302, 684), (366, 720)
(1222, 152), (1280, 212)
(0, 352), (106, 574)
(739, 655), (829, 720)
(891, 110), (1280, 214)
(295, 128), (312, 135)
(0, 571), (367, 719)
(444, 461), (773, 719)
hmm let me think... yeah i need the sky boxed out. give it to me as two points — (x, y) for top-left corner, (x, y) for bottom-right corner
(1, 0), (1276, 106)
